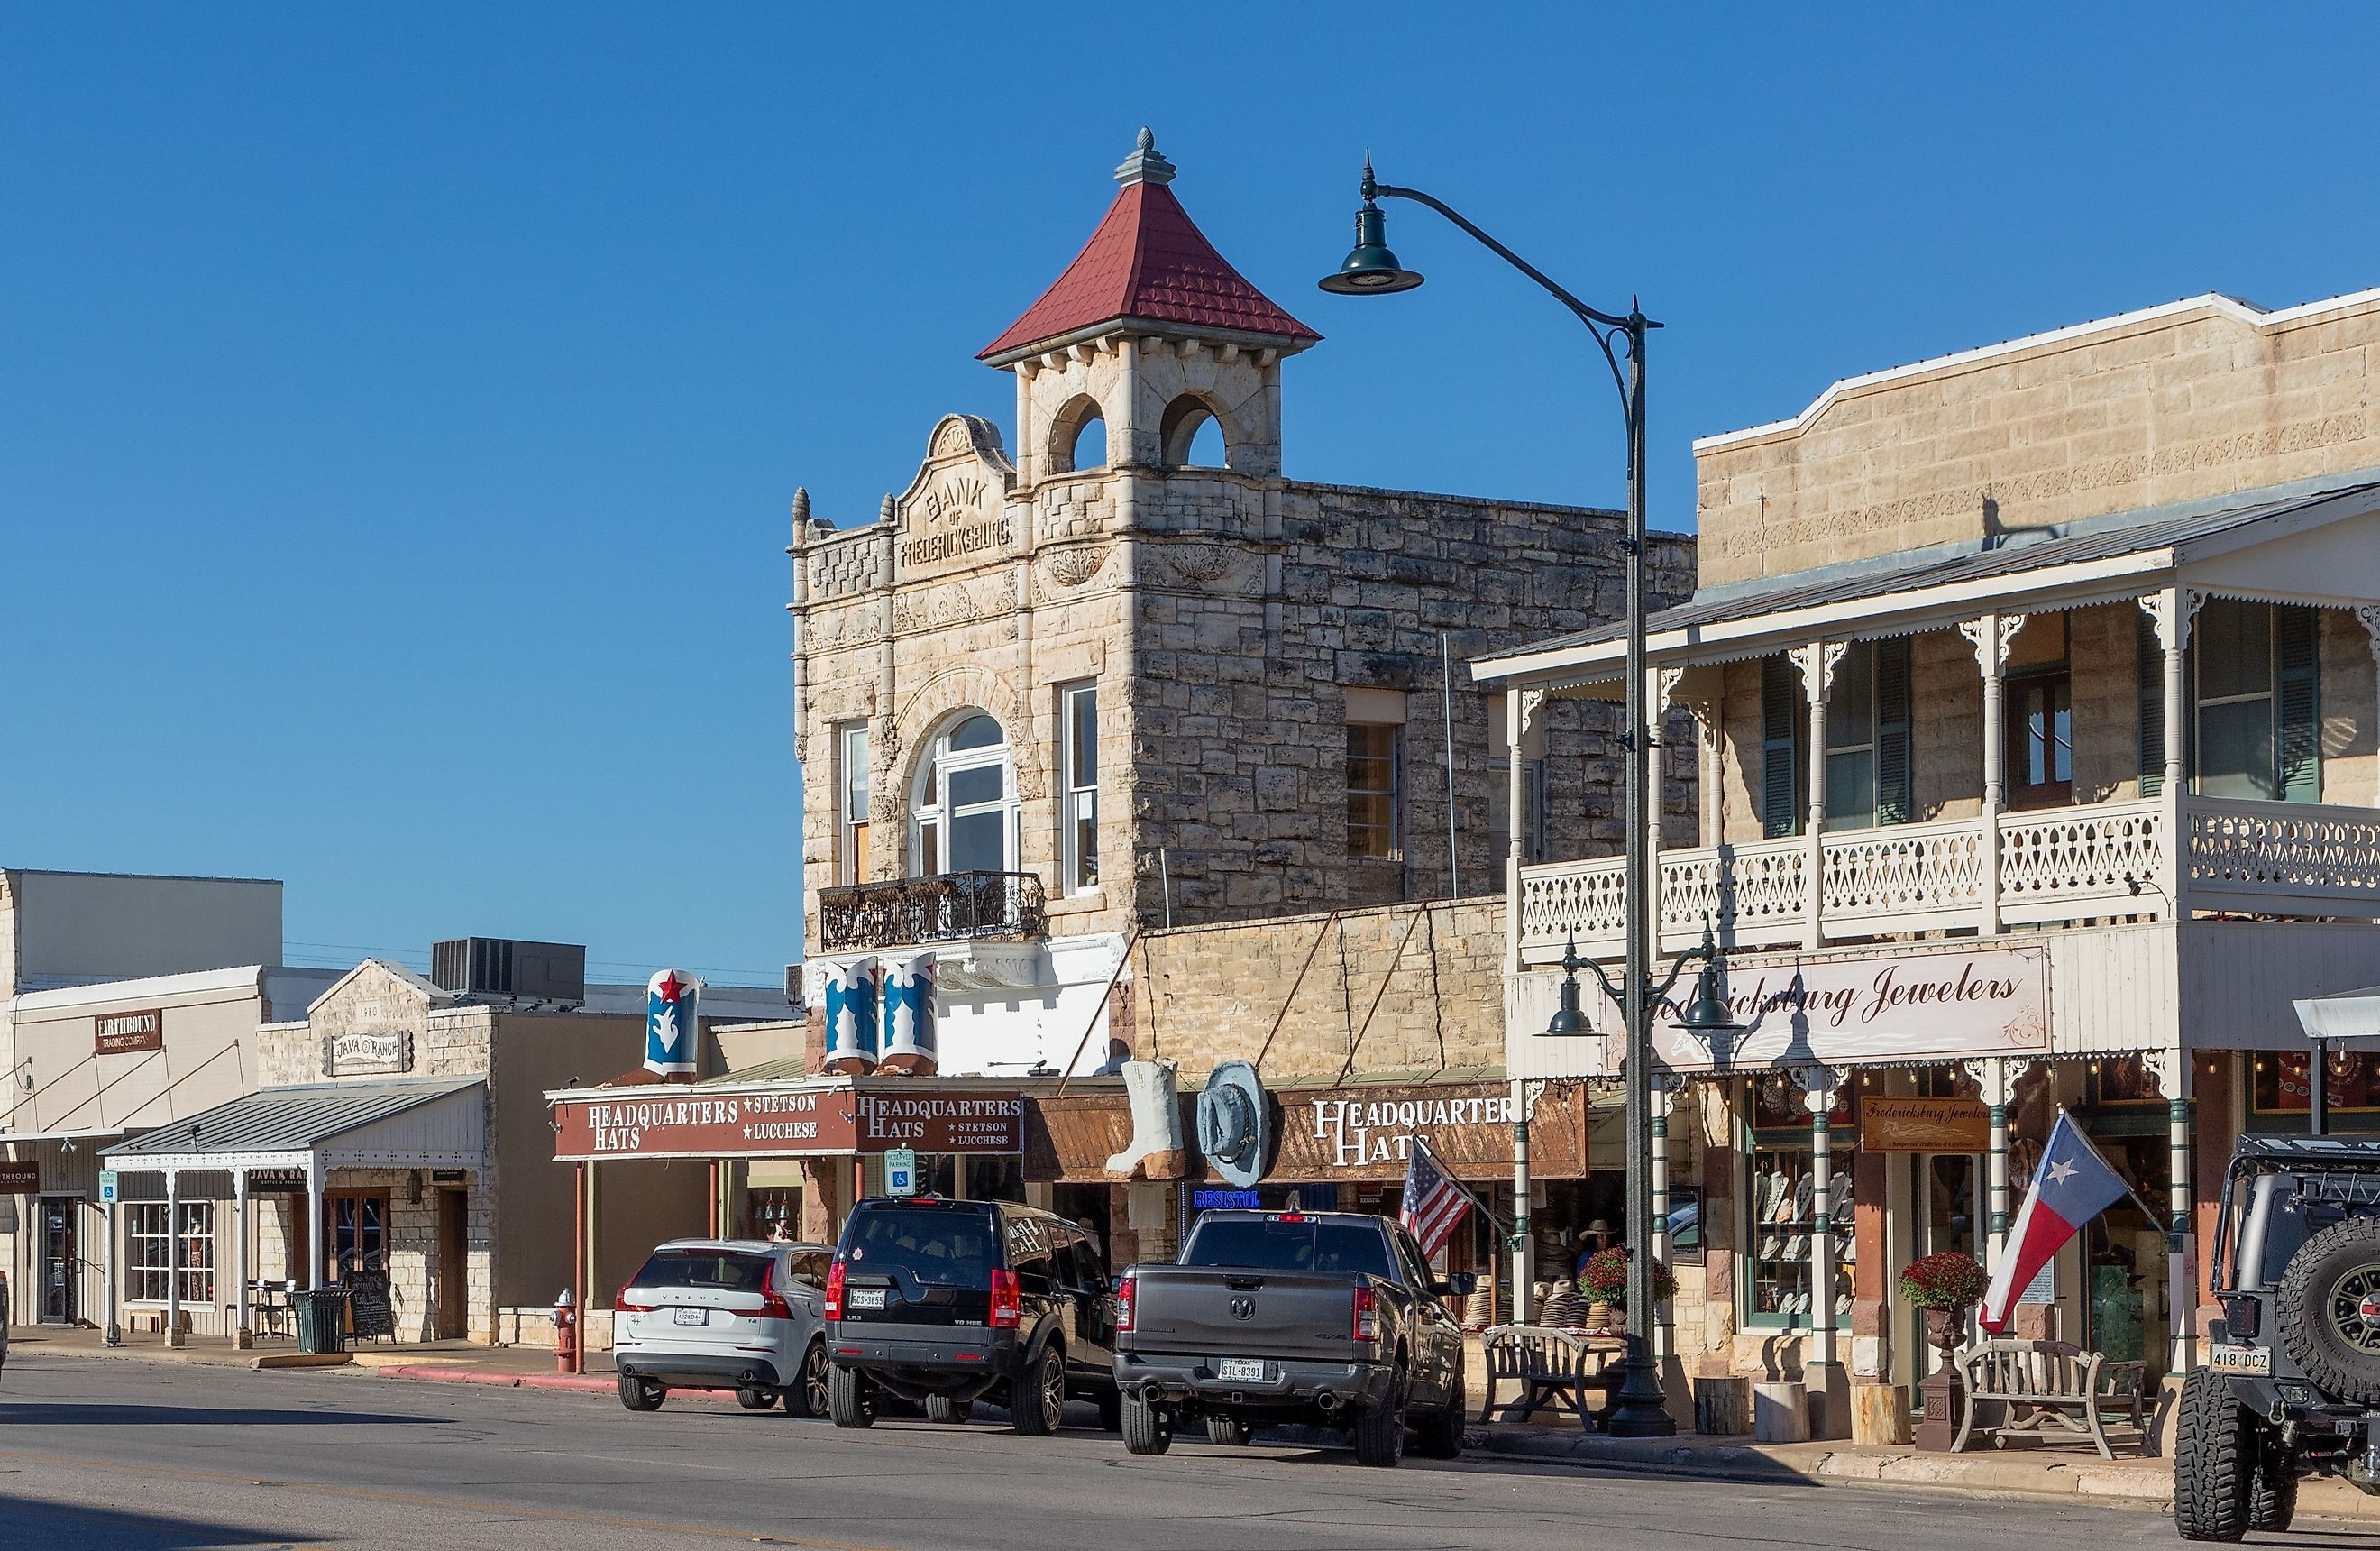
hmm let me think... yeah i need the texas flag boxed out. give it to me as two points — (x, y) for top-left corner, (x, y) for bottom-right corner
(1978, 1109), (2130, 1334)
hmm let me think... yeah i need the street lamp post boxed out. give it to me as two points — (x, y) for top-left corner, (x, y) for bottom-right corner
(1321, 163), (1725, 1436)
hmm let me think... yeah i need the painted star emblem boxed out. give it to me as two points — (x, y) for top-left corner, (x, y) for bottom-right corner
(656, 971), (688, 1002)
(2045, 1158), (2078, 1187)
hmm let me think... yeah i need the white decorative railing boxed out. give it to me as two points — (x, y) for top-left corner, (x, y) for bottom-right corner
(1819, 816), (1986, 928)
(1515, 793), (2379, 961)
(2186, 799), (2380, 907)
(1997, 799), (2166, 922)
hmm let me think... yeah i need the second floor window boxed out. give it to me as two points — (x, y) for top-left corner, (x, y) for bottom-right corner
(1763, 639), (1912, 837)
(913, 712), (1015, 876)
(2005, 615), (2071, 811)
(2194, 599), (2321, 803)
(1061, 682), (1098, 894)
(838, 722), (871, 884)
(1347, 721), (1403, 860)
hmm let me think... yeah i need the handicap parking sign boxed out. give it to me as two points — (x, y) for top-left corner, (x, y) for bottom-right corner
(884, 1149), (918, 1198)
(97, 1170), (119, 1204)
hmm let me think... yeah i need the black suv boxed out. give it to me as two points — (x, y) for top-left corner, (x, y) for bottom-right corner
(825, 1196), (1121, 1435)
(2178, 1135), (2380, 1540)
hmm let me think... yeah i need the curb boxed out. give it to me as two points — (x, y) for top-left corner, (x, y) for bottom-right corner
(374, 1364), (617, 1393)
(250, 1353), (353, 1371)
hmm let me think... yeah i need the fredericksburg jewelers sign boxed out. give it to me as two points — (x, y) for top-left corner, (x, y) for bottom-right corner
(1564, 943), (2049, 1073)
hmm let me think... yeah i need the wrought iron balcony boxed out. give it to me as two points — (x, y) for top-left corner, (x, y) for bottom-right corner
(817, 871), (1048, 953)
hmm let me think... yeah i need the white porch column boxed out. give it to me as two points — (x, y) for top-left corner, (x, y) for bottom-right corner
(306, 1155), (325, 1292)
(2145, 1047), (2196, 1375)
(1962, 613), (2025, 936)
(1800, 1064), (1844, 1434)
(2143, 589), (2199, 912)
(233, 1170), (251, 1345)
(1650, 1072), (1683, 1362)
(1964, 1057), (2031, 1271)
(1506, 688), (1531, 973)
(164, 1168), (183, 1346)
(1510, 1077), (1535, 1326)
(1801, 644), (1844, 950)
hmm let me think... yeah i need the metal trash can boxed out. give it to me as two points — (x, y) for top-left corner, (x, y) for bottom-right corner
(294, 1289), (350, 1354)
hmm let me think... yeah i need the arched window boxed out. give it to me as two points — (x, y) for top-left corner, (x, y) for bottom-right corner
(911, 712), (1016, 876)
(1160, 393), (1230, 468)
(1048, 395), (1108, 474)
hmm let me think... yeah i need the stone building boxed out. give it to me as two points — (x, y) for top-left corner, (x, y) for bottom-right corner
(1487, 287), (2380, 1437)
(791, 130), (1691, 1081)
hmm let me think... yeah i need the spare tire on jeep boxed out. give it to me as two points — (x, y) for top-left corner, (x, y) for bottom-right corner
(2278, 1215), (2380, 1406)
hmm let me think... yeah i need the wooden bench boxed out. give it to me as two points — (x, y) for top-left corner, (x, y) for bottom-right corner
(1478, 1325), (1625, 1432)
(1951, 1338), (2149, 1460)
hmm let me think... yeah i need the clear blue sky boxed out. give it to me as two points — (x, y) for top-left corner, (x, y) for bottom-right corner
(7, 5), (2376, 982)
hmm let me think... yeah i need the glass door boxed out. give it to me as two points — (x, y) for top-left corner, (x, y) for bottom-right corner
(39, 1197), (78, 1323)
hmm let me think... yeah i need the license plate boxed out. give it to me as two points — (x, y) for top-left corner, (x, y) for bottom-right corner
(849, 1289), (888, 1310)
(2210, 1343), (2271, 1374)
(1218, 1358), (1266, 1381)
(671, 1308), (707, 1326)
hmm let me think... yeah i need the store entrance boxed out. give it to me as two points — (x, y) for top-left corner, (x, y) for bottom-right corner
(38, 1196), (78, 1323)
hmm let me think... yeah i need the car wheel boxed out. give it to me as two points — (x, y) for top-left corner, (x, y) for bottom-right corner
(1205, 1416), (1252, 1446)
(924, 1393), (974, 1425)
(1412, 1352), (1466, 1459)
(1122, 1392), (1172, 1455)
(2174, 1365), (2251, 1542)
(1351, 1368), (1407, 1469)
(1011, 1343), (1066, 1436)
(617, 1374), (664, 1413)
(736, 1386), (778, 1411)
(2250, 1442), (2299, 1534)
(785, 1339), (830, 1419)
(828, 1363), (876, 1430)
(2280, 1215), (2380, 1406)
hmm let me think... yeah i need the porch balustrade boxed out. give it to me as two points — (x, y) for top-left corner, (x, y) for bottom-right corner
(1517, 794), (2380, 960)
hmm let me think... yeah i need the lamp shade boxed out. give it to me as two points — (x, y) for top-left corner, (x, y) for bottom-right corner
(1319, 202), (1423, 296)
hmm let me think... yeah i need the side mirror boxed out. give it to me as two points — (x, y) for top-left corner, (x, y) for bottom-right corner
(1436, 1272), (1478, 1298)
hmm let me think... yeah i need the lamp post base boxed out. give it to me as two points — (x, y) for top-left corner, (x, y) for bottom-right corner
(1602, 1336), (1677, 1436)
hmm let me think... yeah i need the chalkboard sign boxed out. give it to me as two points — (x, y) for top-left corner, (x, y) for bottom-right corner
(346, 1272), (395, 1338)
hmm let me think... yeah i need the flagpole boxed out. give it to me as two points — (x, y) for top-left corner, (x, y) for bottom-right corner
(1410, 1135), (1515, 1235)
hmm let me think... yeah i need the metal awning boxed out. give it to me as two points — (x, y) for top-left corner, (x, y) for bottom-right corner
(99, 1078), (486, 1174)
(2297, 987), (2380, 1042)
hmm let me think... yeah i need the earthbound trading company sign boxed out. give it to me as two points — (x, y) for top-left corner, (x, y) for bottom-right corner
(1593, 944), (2050, 1072)
(551, 1087), (1023, 1161)
(95, 1008), (165, 1056)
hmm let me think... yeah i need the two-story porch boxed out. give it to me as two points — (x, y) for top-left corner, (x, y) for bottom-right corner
(1477, 474), (2380, 1420)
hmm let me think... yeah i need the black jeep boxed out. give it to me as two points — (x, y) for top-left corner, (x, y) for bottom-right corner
(2178, 1135), (2380, 1539)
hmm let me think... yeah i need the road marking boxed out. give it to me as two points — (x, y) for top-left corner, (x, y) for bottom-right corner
(0, 1445), (899, 1551)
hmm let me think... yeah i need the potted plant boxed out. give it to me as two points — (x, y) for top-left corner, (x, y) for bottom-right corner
(1575, 1246), (1678, 1331)
(1898, 1251), (1989, 1358)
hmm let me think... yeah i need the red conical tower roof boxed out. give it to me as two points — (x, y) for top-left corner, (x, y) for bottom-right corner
(979, 130), (1320, 363)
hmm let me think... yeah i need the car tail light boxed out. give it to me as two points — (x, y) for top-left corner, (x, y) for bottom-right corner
(2224, 1295), (2262, 1340)
(614, 1287), (654, 1314)
(824, 1258), (847, 1321)
(1350, 1284), (1378, 1342)
(758, 1261), (795, 1321)
(1115, 1273), (1137, 1335)
(991, 1268), (1021, 1329)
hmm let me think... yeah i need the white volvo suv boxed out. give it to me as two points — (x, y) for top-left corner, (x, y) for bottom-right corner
(613, 1238), (836, 1415)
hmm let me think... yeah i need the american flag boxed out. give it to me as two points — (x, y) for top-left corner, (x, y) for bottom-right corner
(1399, 1136), (1473, 1258)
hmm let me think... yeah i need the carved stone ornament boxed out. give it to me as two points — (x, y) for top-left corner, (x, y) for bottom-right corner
(1162, 543), (1241, 585)
(1043, 545), (1111, 589)
(1958, 612), (2031, 675)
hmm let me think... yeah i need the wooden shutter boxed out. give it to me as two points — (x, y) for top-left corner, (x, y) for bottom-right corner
(1761, 655), (1801, 839)
(1875, 637), (1912, 824)
(2137, 609), (2164, 797)
(2277, 604), (2321, 803)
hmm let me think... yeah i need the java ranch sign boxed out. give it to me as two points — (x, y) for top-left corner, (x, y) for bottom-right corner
(552, 1087), (1022, 1161)
(1599, 944), (2049, 1072)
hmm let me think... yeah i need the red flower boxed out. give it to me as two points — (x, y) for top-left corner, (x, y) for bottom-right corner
(1897, 1252), (1989, 1311)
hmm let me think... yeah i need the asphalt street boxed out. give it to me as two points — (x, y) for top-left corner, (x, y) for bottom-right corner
(0, 1354), (2224, 1550)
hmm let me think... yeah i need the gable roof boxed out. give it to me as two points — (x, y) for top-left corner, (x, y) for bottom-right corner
(101, 1078), (481, 1160)
(979, 133), (1318, 363)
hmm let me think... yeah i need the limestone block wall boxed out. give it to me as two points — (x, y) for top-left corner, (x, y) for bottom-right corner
(1128, 898), (1505, 1084)
(1695, 292), (2380, 588)
(2320, 609), (2380, 806)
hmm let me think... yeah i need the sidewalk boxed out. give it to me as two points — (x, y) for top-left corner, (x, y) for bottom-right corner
(4, 1323), (614, 1379)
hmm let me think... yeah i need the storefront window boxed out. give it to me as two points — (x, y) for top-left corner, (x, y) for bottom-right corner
(124, 1201), (214, 1303)
(327, 1189), (389, 1278)
(2253, 1050), (2380, 1115)
(1744, 1078), (1854, 1330)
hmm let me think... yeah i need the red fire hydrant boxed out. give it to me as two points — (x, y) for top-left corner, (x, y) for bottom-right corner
(554, 1289), (578, 1374)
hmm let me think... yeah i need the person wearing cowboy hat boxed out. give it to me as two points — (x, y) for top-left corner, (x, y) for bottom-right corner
(1573, 1219), (1617, 1280)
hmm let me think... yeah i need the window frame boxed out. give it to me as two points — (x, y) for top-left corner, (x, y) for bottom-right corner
(2191, 599), (2320, 803)
(124, 1199), (215, 1305)
(838, 721), (872, 886)
(1346, 720), (1404, 861)
(1059, 681), (1099, 895)
(911, 712), (1018, 877)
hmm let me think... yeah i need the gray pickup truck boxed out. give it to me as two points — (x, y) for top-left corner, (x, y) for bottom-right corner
(1111, 1209), (1471, 1467)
